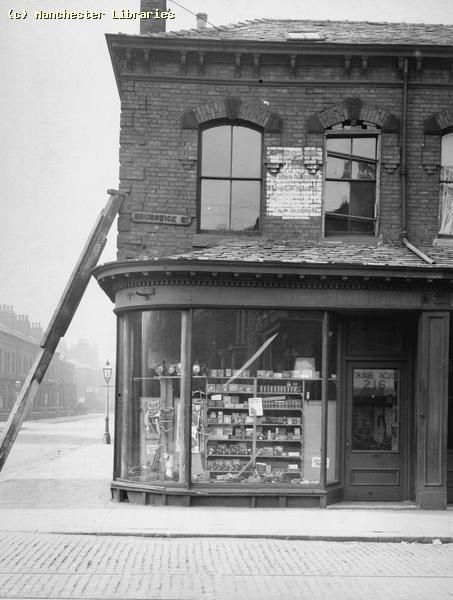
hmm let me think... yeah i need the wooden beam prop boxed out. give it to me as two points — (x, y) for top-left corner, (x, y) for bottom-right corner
(0, 190), (124, 472)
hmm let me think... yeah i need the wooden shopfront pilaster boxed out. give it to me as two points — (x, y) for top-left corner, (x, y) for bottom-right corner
(416, 311), (450, 509)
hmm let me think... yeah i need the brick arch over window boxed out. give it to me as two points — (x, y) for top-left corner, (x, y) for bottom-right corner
(307, 98), (400, 133)
(181, 97), (283, 132)
(424, 109), (453, 134)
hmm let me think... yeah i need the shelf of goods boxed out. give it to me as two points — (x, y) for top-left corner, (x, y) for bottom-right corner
(202, 377), (319, 484)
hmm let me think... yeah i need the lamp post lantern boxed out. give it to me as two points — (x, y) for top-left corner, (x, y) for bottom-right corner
(102, 360), (113, 445)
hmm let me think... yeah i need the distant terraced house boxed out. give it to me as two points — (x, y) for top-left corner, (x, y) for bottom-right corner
(94, 1), (453, 509)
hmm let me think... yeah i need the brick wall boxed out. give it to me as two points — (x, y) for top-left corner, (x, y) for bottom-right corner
(112, 46), (453, 259)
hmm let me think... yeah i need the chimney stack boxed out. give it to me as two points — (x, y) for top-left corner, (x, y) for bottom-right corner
(196, 13), (208, 30)
(140, 0), (167, 35)
(16, 314), (31, 337)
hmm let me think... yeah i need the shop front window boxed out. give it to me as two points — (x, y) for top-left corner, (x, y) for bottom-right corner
(119, 310), (185, 484)
(117, 308), (339, 489)
(190, 309), (335, 486)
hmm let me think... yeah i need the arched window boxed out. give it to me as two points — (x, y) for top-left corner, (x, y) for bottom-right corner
(439, 132), (453, 236)
(324, 121), (380, 236)
(199, 123), (262, 232)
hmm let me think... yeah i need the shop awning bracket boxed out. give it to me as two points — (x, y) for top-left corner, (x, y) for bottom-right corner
(0, 190), (124, 473)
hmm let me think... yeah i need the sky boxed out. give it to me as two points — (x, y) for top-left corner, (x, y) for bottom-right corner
(1, 0), (453, 366)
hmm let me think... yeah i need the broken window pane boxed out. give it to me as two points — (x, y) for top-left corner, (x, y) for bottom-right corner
(325, 134), (378, 235)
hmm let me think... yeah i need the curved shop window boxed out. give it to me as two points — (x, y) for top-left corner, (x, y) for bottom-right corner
(117, 309), (338, 489)
(118, 310), (186, 484)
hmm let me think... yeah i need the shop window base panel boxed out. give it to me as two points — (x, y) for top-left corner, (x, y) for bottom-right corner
(111, 482), (332, 508)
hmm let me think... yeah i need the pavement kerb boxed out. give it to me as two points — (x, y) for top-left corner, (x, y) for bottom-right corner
(46, 530), (453, 543)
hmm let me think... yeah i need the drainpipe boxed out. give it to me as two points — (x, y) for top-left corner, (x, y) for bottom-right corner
(399, 57), (435, 265)
(400, 57), (408, 240)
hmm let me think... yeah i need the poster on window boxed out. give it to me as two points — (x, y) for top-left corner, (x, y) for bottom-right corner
(353, 369), (395, 397)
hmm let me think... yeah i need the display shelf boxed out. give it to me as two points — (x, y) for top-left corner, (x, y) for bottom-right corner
(208, 422), (301, 427)
(200, 375), (307, 483)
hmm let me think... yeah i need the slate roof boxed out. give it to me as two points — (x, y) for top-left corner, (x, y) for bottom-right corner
(145, 19), (453, 47)
(160, 238), (453, 270)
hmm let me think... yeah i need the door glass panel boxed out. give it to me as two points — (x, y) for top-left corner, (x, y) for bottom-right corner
(352, 368), (399, 452)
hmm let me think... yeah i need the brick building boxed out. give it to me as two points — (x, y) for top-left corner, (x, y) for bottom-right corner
(95, 3), (453, 508)
(0, 305), (77, 419)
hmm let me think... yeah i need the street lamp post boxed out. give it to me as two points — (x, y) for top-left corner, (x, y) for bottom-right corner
(14, 380), (21, 414)
(102, 360), (112, 445)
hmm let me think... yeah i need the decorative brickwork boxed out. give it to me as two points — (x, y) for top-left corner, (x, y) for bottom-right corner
(181, 98), (282, 132)
(308, 98), (400, 132)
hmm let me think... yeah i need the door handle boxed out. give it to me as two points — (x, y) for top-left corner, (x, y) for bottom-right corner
(346, 440), (350, 449)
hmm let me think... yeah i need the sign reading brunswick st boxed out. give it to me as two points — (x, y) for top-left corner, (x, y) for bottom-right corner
(132, 211), (192, 226)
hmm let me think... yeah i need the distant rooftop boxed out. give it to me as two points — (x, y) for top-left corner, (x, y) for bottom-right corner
(140, 18), (453, 47)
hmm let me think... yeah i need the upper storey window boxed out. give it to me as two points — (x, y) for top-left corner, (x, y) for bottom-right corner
(439, 132), (453, 236)
(199, 124), (262, 232)
(324, 123), (379, 236)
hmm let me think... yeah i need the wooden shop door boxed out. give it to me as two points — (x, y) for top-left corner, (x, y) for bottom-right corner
(344, 363), (407, 502)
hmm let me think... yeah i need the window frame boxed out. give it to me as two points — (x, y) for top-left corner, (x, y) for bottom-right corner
(438, 130), (453, 237)
(197, 120), (264, 234)
(323, 124), (381, 238)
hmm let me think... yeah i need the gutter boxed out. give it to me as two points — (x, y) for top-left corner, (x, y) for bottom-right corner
(399, 57), (436, 266)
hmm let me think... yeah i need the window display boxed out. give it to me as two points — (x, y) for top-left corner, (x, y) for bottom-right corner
(119, 311), (185, 484)
(190, 309), (332, 486)
(117, 308), (338, 491)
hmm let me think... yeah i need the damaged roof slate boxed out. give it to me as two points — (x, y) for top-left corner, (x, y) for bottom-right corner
(156, 238), (453, 270)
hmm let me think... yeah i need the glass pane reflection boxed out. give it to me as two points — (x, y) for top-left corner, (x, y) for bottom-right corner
(352, 137), (376, 160)
(232, 127), (262, 178)
(201, 126), (231, 177)
(200, 180), (230, 231)
(352, 368), (399, 451)
(231, 181), (261, 231)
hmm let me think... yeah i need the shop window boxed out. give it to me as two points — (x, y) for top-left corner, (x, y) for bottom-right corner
(190, 309), (338, 487)
(439, 132), (453, 236)
(120, 311), (184, 484)
(324, 123), (379, 236)
(117, 308), (339, 490)
(199, 124), (262, 232)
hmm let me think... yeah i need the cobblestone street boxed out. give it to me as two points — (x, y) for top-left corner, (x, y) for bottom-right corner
(1, 416), (453, 599)
(0, 532), (452, 600)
